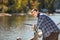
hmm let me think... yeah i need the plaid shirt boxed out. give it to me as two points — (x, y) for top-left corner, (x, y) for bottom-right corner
(35, 13), (60, 38)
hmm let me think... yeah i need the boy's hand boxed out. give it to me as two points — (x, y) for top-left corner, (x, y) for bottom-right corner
(30, 24), (35, 31)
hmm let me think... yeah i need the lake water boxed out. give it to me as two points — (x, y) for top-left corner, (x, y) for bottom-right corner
(0, 14), (60, 40)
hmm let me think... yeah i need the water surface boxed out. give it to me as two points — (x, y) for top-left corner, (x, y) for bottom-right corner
(0, 14), (60, 40)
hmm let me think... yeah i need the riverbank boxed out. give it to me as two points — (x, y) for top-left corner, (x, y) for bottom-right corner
(0, 13), (26, 16)
(0, 13), (60, 16)
(0, 13), (12, 16)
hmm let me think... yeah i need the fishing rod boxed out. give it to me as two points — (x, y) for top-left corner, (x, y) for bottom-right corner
(24, 22), (60, 36)
(24, 24), (33, 26)
(24, 22), (60, 26)
(24, 23), (43, 37)
(57, 23), (60, 25)
(24, 23), (38, 31)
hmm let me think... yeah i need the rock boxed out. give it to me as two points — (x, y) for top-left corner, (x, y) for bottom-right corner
(17, 37), (22, 40)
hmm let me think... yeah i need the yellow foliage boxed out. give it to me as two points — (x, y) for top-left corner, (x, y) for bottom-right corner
(45, 0), (49, 3)
(21, 0), (27, 7)
(14, 0), (22, 10)
(13, 0), (27, 10)
(30, 0), (39, 9)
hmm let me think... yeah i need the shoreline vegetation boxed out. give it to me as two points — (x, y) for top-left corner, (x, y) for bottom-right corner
(0, 12), (60, 16)
(0, 0), (60, 13)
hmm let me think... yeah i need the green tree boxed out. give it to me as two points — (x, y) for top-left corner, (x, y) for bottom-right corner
(38, 0), (45, 12)
(45, 0), (55, 13)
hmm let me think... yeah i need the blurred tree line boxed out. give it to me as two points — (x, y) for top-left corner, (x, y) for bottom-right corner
(0, 0), (57, 13)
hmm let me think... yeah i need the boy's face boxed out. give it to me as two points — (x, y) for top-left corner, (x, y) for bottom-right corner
(31, 11), (38, 17)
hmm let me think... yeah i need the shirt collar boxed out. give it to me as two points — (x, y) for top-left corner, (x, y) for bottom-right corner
(39, 12), (48, 16)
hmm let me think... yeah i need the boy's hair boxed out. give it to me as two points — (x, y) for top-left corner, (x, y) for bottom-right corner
(31, 9), (38, 13)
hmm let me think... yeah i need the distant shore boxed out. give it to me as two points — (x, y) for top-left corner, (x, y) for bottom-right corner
(0, 13), (27, 16)
(0, 12), (60, 16)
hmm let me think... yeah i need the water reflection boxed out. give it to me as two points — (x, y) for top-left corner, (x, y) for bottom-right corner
(0, 16), (37, 40)
(0, 16), (26, 30)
